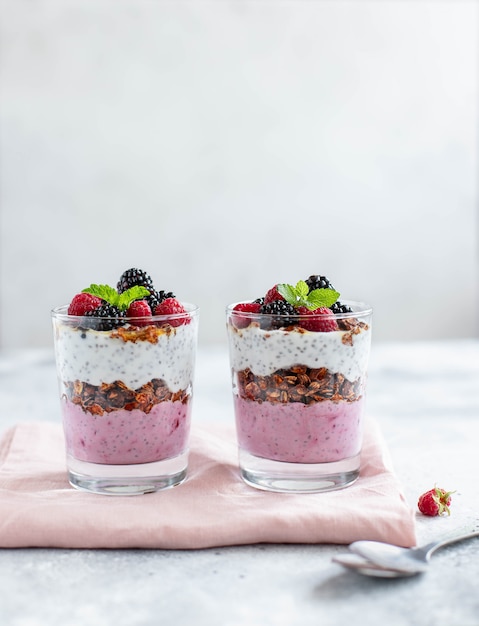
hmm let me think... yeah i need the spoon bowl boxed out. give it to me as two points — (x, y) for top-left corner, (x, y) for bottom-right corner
(333, 523), (479, 578)
(332, 553), (418, 578)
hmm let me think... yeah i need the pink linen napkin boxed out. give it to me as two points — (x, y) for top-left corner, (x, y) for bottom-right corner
(0, 418), (416, 549)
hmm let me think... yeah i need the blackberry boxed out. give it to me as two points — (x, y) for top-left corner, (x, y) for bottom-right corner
(83, 303), (126, 331)
(147, 289), (175, 313)
(260, 300), (297, 329)
(254, 297), (264, 305)
(330, 301), (353, 315)
(117, 268), (154, 294)
(305, 275), (335, 292)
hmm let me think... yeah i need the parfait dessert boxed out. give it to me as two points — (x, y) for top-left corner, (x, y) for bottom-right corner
(52, 268), (199, 495)
(226, 275), (372, 492)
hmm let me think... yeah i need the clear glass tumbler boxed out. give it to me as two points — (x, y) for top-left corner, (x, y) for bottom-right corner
(52, 303), (199, 495)
(226, 302), (372, 493)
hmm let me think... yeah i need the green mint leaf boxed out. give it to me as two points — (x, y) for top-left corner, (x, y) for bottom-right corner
(82, 284), (120, 307)
(277, 283), (299, 305)
(275, 282), (340, 310)
(306, 288), (340, 309)
(295, 280), (309, 299)
(277, 282), (340, 310)
(277, 281), (310, 305)
(82, 284), (150, 310)
(117, 286), (150, 311)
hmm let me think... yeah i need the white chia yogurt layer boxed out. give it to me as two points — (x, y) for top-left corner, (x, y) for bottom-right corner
(54, 321), (198, 392)
(227, 322), (371, 381)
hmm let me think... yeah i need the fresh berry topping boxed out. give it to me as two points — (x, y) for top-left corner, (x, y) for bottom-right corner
(232, 302), (262, 329)
(418, 486), (455, 517)
(146, 289), (175, 312)
(83, 303), (126, 331)
(260, 300), (296, 329)
(117, 268), (154, 294)
(305, 275), (335, 292)
(297, 306), (339, 332)
(126, 300), (152, 326)
(264, 285), (285, 305)
(67, 293), (102, 316)
(154, 298), (190, 327)
(234, 275), (358, 332)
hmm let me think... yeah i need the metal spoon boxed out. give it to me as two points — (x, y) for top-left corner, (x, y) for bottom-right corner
(334, 523), (479, 577)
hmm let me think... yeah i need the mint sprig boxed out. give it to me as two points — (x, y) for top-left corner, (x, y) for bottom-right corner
(82, 284), (150, 311)
(277, 280), (339, 311)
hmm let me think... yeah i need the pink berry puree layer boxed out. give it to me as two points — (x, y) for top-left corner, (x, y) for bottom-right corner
(234, 396), (363, 464)
(61, 398), (191, 465)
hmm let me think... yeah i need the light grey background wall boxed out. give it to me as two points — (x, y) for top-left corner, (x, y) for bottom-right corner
(1, 0), (478, 349)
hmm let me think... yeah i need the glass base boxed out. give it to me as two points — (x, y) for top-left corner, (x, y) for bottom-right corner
(239, 449), (360, 493)
(66, 451), (188, 495)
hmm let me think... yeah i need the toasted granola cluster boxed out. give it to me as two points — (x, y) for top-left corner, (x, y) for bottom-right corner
(237, 365), (363, 405)
(64, 378), (189, 416)
(339, 320), (369, 345)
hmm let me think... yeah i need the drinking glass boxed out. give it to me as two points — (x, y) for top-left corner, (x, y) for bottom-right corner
(226, 302), (372, 493)
(52, 303), (199, 495)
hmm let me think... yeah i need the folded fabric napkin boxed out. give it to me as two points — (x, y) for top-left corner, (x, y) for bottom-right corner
(0, 418), (416, 549)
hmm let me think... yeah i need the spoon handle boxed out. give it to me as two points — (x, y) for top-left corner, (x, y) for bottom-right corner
(423, 522), (479, 557)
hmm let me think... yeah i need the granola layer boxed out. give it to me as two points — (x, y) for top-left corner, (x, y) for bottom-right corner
(63, 378), (190, 416)
(236, 365), (363, 405)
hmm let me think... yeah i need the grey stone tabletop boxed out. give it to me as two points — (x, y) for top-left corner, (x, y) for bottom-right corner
(1, 340), (478, 626)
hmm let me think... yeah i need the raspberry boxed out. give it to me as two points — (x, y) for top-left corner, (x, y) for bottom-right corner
(67, 293), (102, 316)
(117, 268), (154, 294)
(297, 306), (339, 332)
(418, 486), (455, 517)
(232, 302), (261, 329)
(126, 300), (152, 326)
(154, 298), (190, 327)
(264, 285), (285, 305)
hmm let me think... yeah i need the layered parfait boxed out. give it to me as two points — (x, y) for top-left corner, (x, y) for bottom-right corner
(52, 268), (198, 470)
(227, 275), (372, 468)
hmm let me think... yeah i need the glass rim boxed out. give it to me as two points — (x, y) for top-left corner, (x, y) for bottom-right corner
(226, 299), (372, 320)
(52, 302), (199, 322)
